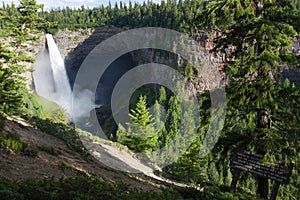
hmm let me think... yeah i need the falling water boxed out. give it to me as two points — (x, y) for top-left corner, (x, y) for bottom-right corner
(46, 34), (72, 99)
(33, 34), (72, 116)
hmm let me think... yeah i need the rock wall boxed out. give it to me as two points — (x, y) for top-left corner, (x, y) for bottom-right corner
(53, 28), (94, 58)
(52, 27), (300, 97)
(53, 26), (127, 87)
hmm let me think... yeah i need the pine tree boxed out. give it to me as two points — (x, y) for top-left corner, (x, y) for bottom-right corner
(18, 0), (48, 33)
(129, 95), (152, 127)
(117, 95), (158, 153)
(162, 96), (181, 146)
(158, 86), (167, 107)
(0, 44), (27, 114)
(203, 0), (300, 198)
(0, 0), (46, 115)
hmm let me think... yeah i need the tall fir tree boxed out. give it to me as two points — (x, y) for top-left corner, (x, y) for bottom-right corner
(117, 95), (158, 153)
(203, 0), (300, 198)
(0, 0), (47, 115)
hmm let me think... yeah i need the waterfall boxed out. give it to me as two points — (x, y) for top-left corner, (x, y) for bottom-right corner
(33, 34), (72, 116)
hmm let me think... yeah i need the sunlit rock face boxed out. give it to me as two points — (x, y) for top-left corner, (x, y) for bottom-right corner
(53, 28), (300, 102)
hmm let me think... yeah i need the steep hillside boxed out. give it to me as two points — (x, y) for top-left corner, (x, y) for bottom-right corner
(0, 116), (160, 191)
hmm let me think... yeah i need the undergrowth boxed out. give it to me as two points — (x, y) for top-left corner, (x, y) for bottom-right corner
(0, 132), (37, 157)
(0, 176), (183, 200)
(27, 116), (90, 160)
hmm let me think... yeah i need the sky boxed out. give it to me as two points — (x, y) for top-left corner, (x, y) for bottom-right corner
(2, 0), (159, 10)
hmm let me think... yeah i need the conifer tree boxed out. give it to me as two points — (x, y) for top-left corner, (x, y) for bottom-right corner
(158, 86), (167, 107)
(203, 0), (300, 198)
(117, 95), (158, 153)
(161, 96), (181, 146)
(0, 0), (46, 115)
(129, 95), (152, 126)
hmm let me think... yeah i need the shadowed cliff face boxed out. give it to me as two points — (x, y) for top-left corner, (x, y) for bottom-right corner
(56, 27), (134, 105)
(54, 27), (300, 106)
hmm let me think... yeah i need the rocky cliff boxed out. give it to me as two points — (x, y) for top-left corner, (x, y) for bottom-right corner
(53, 27), (225, 100)
(51, 27), (300, 97)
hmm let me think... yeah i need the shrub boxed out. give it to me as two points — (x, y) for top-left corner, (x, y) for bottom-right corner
(39, 145), (61, 156)
(28, 117), (89, 159)
(22, 147), (38, 158)
(0, 176), (185, 200)
(0, 132), (38, 157)
(0, 132), (26, 153)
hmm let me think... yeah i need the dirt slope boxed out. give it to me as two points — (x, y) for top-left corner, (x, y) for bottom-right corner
(0, 118), (159, 191)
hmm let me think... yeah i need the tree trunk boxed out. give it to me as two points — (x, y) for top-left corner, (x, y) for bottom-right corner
(257, 176), (269, 199)
(256, 110), (270, 199)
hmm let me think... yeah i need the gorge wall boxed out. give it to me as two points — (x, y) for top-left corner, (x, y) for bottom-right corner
(52, 26), (225, 102)
(51, 27), (300, 101)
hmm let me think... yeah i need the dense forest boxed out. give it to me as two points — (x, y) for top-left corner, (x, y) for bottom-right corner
(0, 0), (300, 199)
(41, 0), (206, 34)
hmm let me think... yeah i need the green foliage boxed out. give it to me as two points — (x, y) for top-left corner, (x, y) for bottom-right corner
(18, 0), (50, 33)
(0, 131), (40, 157)
(160, 96), (181, 147)
(22, 146), (38, 157)
(129, 86), (155, 109)
(0, 113), (5, 130)
(158, 86), (168, 107)
(129, 95), (153, 127)
(0, 0), (50, 116)
(41, 0), (206, 35)
(0, 176), (185, 200)
(0, 56), (27, 115)
(202, 0), (300, 198)
(203, 0), (300, 160)
(23, 92), (47, 118)
(24, 93), (68, 123)
(202, 185), (264, 200)
(39, 145), (61, 156)
(0, 132), (26, 152)
(28, 117), (89, 159)
(117, 95), (158, 153)
(57, 160), (68, 172)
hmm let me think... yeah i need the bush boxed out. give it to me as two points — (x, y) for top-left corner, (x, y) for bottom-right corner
(22, 147), (38, 158)
(0, 176), (185, 200)
(201, 185), (263, 200)
(0, 132), (38, 157)
(28, 117), (88, 159)
(0, 132), (26, 153)
(39, 145), (61, 156)
(23, 93), (68, 123)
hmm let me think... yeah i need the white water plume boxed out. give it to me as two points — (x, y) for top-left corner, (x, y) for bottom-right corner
(33, 34), (72, 116)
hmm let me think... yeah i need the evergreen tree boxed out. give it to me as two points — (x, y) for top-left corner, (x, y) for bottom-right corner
(0, 44), (27, 114)
(203, 0), (300, 198)
(158, 86), (167, 107)
(0, 0), (47, 115)
(161, 96), (181, 146)
(129, 95), (153, 126)
(18, 0), (45, 31)
(117, 95), (158, 153)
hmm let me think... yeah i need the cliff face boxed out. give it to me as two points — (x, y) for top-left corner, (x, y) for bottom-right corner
(53, 27), (126, 66)
(53, 27), (127, 88)
(52, 27), (300, 97)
